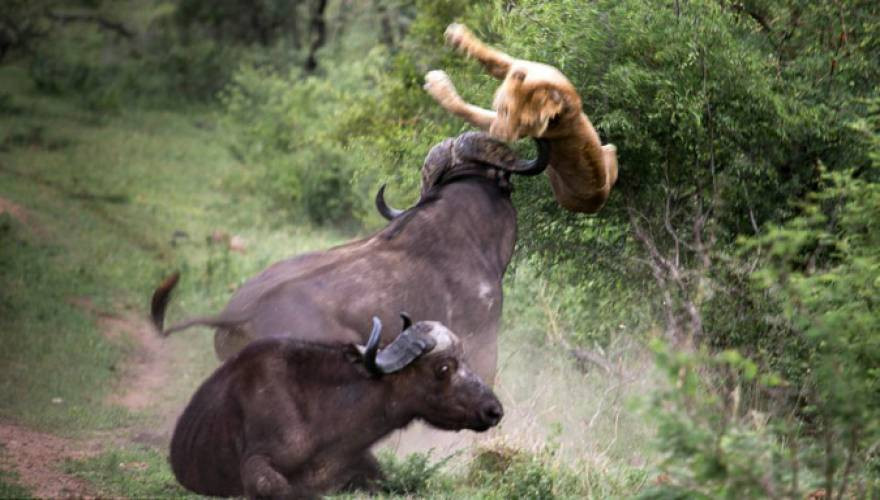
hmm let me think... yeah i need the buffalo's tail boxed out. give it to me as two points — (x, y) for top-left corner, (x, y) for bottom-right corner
(151, 271), (247, 337)
(151, 272), (181, 334)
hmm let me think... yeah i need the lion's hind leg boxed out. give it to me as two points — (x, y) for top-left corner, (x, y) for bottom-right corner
(445, 24), (513, 80)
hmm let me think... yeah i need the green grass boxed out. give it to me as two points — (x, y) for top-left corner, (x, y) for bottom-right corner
(0, 468), (32, 499)
(64, 445), (199, 499)
(0, 61), (354, 495)
(0, 215), (130, 431)
(0, 63), (348, 433)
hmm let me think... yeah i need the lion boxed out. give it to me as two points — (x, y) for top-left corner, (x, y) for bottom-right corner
(423, 23), (618, 213)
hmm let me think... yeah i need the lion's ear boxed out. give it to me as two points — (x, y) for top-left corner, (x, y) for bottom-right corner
(534, 88), (565, 123)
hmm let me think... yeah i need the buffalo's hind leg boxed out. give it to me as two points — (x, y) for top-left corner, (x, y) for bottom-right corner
(445, 23), (513, 79)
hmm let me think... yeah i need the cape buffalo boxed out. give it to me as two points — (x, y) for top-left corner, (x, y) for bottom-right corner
(170, 315), (502, 498)
(152, 131), (548, 385)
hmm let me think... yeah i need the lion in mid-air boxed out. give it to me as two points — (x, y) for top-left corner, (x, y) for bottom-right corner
(424, 23), (618, 213)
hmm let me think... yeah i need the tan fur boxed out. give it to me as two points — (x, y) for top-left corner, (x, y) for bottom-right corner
(424, 24), (618, 213)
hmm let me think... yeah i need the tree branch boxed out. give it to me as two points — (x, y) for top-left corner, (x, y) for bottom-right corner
(304, 0), (328, 73)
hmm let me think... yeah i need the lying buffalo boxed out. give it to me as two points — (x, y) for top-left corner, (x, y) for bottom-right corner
(170, 315), (502, 498)
(153, 131), (548, 384)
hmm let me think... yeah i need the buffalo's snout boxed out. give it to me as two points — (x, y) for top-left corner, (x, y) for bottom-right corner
(467, 389), (503, 432)
(480, 399), (504, 427)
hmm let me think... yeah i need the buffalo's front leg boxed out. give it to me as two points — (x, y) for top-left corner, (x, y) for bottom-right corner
(445, 23), (513, 79)
(241, 454), (313, 500)
(424, 70), (497, 130)
(340, 451), (384, 493)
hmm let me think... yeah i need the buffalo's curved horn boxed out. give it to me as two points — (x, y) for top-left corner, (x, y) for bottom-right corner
(453, 133), (550, 177)
(375, 184), (405, 221)
(400, 312), (412, 331)
(362, 316), (383, 376)
(498, 138), (550, 176)
(374, 323), (437, 374)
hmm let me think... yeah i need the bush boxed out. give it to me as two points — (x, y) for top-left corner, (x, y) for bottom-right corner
(467, 445), (585, 499)
(15, 1), (306, 109)
(646, 106), (880, 497)
(220, 55), (386, 225)
(376, 450), (456, 496)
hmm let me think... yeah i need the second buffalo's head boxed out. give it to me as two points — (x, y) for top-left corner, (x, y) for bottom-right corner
(355, 315), (503, 432)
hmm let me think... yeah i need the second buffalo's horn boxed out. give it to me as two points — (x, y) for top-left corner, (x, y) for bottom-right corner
(373, 319), (437, 374)
(362, 316), (383, 376)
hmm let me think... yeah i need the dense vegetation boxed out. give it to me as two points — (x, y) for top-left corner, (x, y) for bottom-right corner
(1, 0), (878, 497)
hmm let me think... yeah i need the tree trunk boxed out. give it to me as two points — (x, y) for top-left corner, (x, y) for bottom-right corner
(304, 0), (328, 73)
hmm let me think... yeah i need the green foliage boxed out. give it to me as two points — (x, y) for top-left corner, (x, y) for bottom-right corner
(221, 52), (387, 224)
(464, 444), (646, 499)
(174, 0), (305, 47)
(648, 101), (880, 498)
(468, 447), (560, 499)
(487, 0), (877, 351)
(368, 445), (647, 499)
(9, 1), (325, 108)
(376, 450), (456, 496)
(27, 7), (244, 108)
(645, 341), (795, 498)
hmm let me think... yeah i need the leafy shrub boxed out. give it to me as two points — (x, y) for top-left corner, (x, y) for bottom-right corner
(643, 342), (794, 498)
(28, 18), (243, 109)
(467, 445), (584, 499)
(220, 58), (381, 225)
(376, 450), (456, 496)
(646, 107), (880, 497)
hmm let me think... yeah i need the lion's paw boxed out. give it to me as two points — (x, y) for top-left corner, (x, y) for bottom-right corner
(424, 70), (462, 108)
(444, 23), (473, 52)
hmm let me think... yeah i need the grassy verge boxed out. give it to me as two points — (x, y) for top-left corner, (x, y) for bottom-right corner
(64, 445), (199, 499)
(0, 468), (32, 499)
(0, 63), (348, 432)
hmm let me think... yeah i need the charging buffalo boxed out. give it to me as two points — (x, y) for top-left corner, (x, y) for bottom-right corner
(152, 131), (548, 384)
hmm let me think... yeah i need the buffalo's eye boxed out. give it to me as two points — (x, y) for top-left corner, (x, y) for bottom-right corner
(435, 360), (456, 380)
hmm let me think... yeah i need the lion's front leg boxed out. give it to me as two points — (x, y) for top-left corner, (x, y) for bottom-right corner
(424, 70), (497, 130)
(445, 23), (513, 80)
